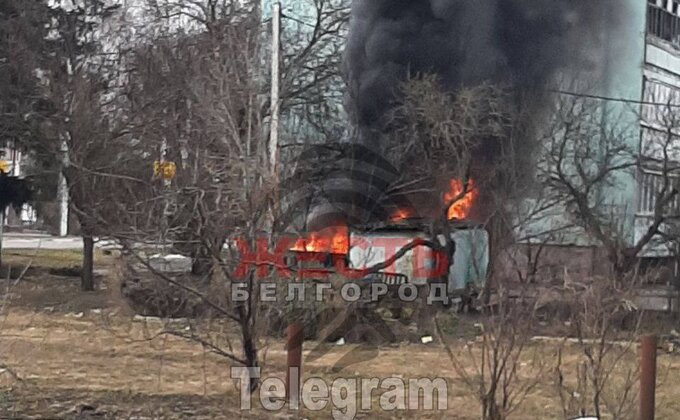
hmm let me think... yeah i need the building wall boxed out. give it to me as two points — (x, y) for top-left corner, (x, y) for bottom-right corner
(0, 142), (36, 226)
(261, 0), (350, 146)
(520, 0), (648, 249)
(598, 0), (648, 246)
(532, 1), (680, 258)
(635, 0), (680, 255)
(497, 244), (611, 285)
(0, 141), (22, 177)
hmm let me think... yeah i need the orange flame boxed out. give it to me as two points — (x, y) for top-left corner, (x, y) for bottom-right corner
(291, 226), (349, 254)
(390, 208), (415, 222)
(444, 178), (476, 220)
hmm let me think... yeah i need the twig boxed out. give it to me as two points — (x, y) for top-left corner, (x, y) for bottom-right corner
(0, 362), (22, 382)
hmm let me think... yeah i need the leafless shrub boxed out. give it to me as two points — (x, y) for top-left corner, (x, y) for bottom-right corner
(81, 0), (354, 394)
(435, 283), (545, 420)
(553, 272), (644, 419)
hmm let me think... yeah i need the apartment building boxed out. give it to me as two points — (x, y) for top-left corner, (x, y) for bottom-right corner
(636, 0), (680, 254)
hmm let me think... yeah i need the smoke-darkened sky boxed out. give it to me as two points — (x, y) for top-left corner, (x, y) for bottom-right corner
(344, 0), (619, 142)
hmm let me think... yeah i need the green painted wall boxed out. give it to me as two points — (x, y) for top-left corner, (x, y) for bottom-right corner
(261, 0), (349, 146)
(599, 0), (647, 245)
(521, 0), (648, 248)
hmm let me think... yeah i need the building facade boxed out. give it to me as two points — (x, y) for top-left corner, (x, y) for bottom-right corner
(0, 141), (36, 226)
(261, 0), (349, 146)
(514, 0), (680, 282)
(635, 0), (680, 255)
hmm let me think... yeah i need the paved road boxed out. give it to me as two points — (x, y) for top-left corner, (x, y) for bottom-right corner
(1, 233), (117, 250)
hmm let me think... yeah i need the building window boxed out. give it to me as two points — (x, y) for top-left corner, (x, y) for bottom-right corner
(648, 0), (680, 48)
(638, 170), (680, 216)
(642, 78), (680, 127)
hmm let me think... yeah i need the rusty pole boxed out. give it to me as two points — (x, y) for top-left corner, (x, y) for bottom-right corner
(286, 322), (303, 408)
(640, 334), (657, 420)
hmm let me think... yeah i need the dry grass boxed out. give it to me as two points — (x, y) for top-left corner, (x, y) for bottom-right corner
(1, 310), (680, 419)
(1, 252), (680, 418)
(2, 249), (110, 269)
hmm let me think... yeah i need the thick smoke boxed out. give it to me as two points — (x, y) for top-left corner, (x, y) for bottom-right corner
(344, 0), (619, 144)
(296, 1), (622, 230)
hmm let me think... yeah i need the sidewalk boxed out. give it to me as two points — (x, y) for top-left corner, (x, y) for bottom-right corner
(2, 231), (55, 239)
(1, 234), (119, 250)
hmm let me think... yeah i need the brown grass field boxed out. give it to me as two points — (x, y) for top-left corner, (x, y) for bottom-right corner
(1, 250), (680, 419)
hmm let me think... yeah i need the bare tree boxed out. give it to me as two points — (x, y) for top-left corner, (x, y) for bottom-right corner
(383, 76), (559, 311)
(435, 286), (545, 420)
(516, 88), (680, 418)
(391, 79), (553, 416)
(386, 76), (513, 267)
(538, 92), (680, 277)
(278, 0), (350, 144)
(553, 272), (642, 419)
(0, 0), (126, 290)
(86, 0), (354, 393)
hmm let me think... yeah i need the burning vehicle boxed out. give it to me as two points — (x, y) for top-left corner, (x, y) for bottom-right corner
(286, 176), (489, 304)
(348, 220), (488, 296)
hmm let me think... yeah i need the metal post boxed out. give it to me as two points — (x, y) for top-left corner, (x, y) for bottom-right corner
(286, 322), (303, 408)
(159, 138), (170, 255)
(640, 334), (657, 420)
(0, 210), (4, 268)
(271, 2), (300, 406)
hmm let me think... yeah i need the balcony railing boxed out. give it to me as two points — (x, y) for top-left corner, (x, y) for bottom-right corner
(638, 169), (680, 216)
(648, 1), (680, 48)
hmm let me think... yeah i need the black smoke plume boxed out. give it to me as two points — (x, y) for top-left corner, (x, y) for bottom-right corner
(290, 1), (623, 230)
(344, 0), (620, 145)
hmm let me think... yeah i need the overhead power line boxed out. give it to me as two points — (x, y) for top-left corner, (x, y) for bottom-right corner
(551, 89), (680, 108)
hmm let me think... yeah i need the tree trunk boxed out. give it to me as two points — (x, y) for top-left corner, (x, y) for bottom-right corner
(0, 210), (4, 271)
(238, 273), (259, 393)
(191, 245), (213, 276)
(81, 235), (95, 291)
(240, 322), (259, 393)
